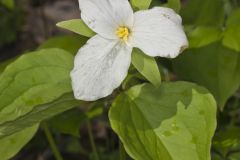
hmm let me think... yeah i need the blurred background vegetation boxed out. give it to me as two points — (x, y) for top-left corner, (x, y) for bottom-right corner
(0, 0), (240, 160)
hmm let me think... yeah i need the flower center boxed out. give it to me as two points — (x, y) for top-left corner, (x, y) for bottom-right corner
(116, 26), (130, 42)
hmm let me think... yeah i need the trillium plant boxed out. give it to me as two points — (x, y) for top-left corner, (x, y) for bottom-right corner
(71, 0), (188, 101)
(5, 0), (239, 159)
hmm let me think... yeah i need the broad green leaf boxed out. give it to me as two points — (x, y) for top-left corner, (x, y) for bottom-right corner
(132, 48), (161, 87)
(167, 0), (181, 13)
(0, 93), (80, 138)
(0, 125), (38, 160)
(172, 42), (240, 109)
(188, 26), (222, 48)
(109, 82), (217, 160)
(0, 0), (14, 9)
(180, 0), (224, 26)
(0, 48), (73, 129)
(130, 0), (152, 10)
(39, 35), (88, 54)
(57, 19), (96, 37)
(223, 10), (240, 52)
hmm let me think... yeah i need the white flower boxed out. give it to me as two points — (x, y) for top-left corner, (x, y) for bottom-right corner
(71, 0), (188, 101)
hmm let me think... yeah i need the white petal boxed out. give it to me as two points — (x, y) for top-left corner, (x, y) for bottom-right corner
(130, 7), (188, 58)
(71, 35), (132, 101)
(78, 0), (134, 39)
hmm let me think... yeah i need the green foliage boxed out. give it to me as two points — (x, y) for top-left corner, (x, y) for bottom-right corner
(0, 49), (74, 126)
(187, 26), (222, 48)
(49, 102), (103, 137)
(132, 48), (161, 87)
(57, 19), (96, 38)
(223, 9), (240, 52)
(172, 42), (240, 109)
(0, 0), (14, 9)
(130, 0), (152, 10)
(0, 0), (240, 159)
(39, 35), (88, 54)
(166, 0), (181, 13)
(180, 0), (224, 26)
(110, 82), (217, 160)
(0, 5), (23, 48)
(0, 93), (80, 138)
(0, 125), (38, 160)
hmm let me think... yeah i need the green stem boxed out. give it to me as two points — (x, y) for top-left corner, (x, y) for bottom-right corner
(87, 120), (99, 160)
(119, 141), (126, 160)
(42, 123), (63, 160)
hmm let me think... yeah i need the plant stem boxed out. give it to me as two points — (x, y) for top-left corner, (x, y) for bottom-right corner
(119, 141), (126, 160)
(87, 120), (99, 160)
(42, 123), (63, 160)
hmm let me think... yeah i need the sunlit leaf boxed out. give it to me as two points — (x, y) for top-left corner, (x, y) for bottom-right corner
(223, 9), (240, 52)
(167, 0), (181, 13)
(110, 82), (216, 160)
(0, 48), (74, 130)
(188, 26), (222, 48)
(57, 19), (95, 37)
(132, 48), (161, 87)
(130, 0), (152, 10)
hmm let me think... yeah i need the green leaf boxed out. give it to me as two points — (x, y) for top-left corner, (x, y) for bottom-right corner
(39, 35), (88, 54)
(57, 19), (96, 37)
(167, 0), (181, 13)
(0, 125), (38, 160)
(0, 0), (15, 9)
(223, 10), (240, 52)
(0, 93), (80, 138)
(180, 0), (224, 26)
(109, 82), (217, 160)
(188, 26), (222, 48)
(130, 0), (152, 10)
(0, 48), (74, 130)
(132, 48), (161, 87)
(172, 42), (240, 109)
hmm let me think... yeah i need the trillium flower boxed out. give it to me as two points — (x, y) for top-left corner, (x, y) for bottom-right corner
(71, 0), (188, 101)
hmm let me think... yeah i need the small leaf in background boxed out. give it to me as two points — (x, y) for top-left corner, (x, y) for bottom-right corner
(48, 101), (103, 137)
(187, 26), (222, 48)
(0, 125), (38, 160)
(130, 0), (152, 10)
(49, 109), (86, 137)
(172, 42), (240, 109)
(38, 35), (88, 54)
(180, 0), (224, 26)
(109, 82), (217, 160)
(132, 48), (161, 87)
(0, 0), (14, 9)
(166, 0), (181, 13)
(213, 127), (240, 158)
(223, 9), (240, 52)
(57, 19), (96, 37)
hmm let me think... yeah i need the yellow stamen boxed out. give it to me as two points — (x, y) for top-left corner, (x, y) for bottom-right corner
(116, 26), (130, 42)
